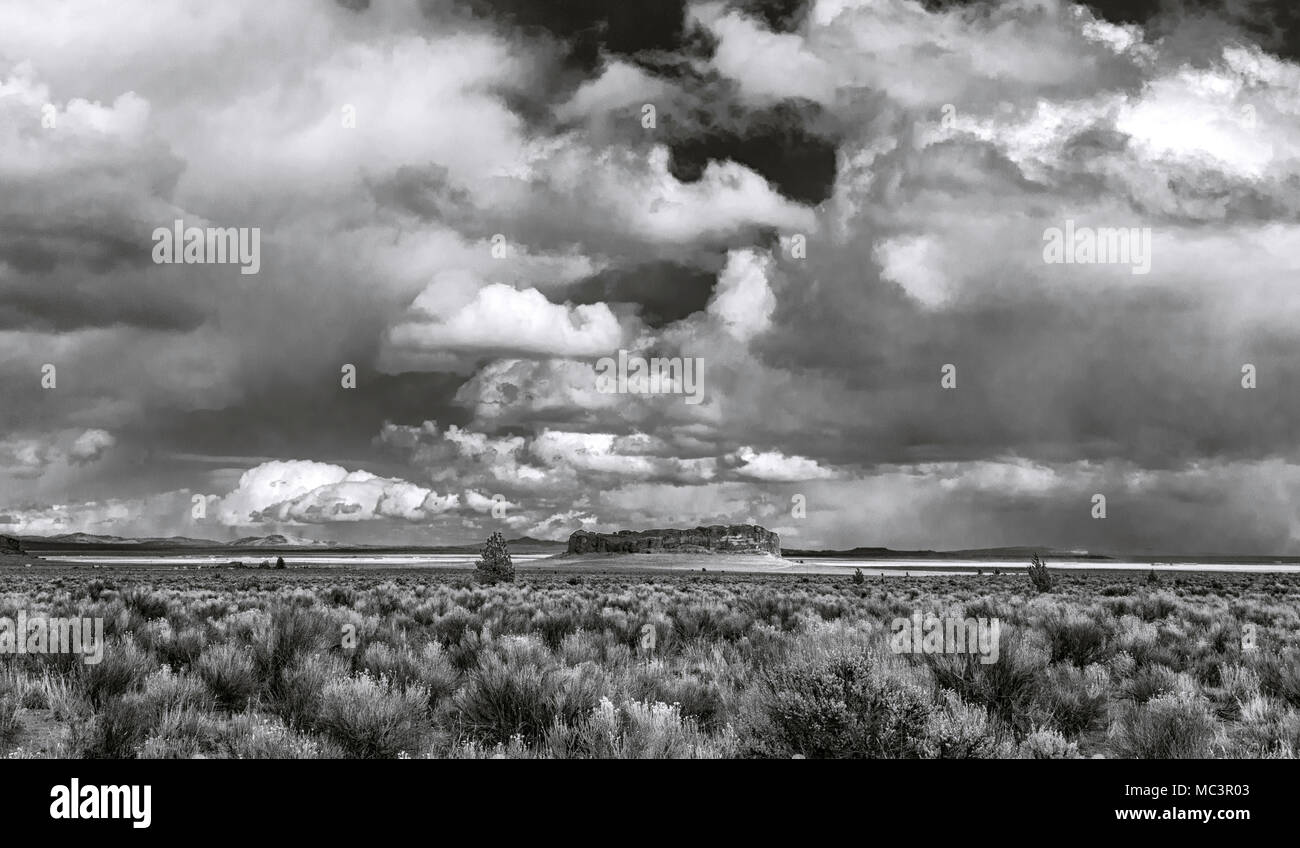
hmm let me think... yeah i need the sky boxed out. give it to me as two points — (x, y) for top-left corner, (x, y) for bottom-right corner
(3, 0), (1300, 553)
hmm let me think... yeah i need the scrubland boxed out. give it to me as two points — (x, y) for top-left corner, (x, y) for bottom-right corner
(2, 565), (1299, 758)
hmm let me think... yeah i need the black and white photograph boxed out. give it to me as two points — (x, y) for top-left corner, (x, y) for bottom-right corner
(0, 0), (1296, 824)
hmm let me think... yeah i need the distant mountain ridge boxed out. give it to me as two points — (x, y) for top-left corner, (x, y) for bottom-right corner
(13, 532), (566, 553)
(780, 545), (1115, 560)
(230, 534), (336, 548)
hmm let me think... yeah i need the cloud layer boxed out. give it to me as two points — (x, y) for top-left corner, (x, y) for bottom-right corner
(5, 0), (1300, 554)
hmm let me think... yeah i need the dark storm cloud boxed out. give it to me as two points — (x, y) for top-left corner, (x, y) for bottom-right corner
(138, 371), (474, 472)
(453, 0), (690, 72)
(565, 260), (720, 328)
(734, 0), (809, 32)
(665, 99), (839, 205)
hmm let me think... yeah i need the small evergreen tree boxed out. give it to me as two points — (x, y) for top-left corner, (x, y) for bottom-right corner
(474, 531), (514, 584)
(1026, 553), (1053, 593)
(852, 568), (865, 585)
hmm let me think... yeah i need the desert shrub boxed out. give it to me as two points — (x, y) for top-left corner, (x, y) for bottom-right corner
(1108, 693), (1218, 758)
(252, 605), (335, 698)
(77, 639), (156, 709)
(137, 706), (226, 759)
(1119, 663), (1178, 703)
(154, 626), (206, 669)
(324, 586), (356, 608)
(1228, 695), (1300, 758)
(534, 611), (578, 651)
(921, 690), (1003, 758)
(1034, 665), (1108, 737)
(414, 643), (459, 708)
(549, 698), (735, 759)
(223, 714), (322, 758)
(924, 628), (1044, 735)
(124, 589), (170, 620)
(629, 668), (727, 730)
(1210, 663), (1261, 720)
(1041, 611), (1114, 667)
(1018, 727), (1081, 759)
(474, 532), (514, 584)
(358, 642), (422, 689)
(446, 629), (486, 673)
(1254, 649), (1300, 708)
(197, 643), (259, 711)
(433, 608), (480, 648)
(742, 650), (935, 758)
(317, 674), (428, 758)
(1133, 592), (1178, 622)
(274, 654), (348, 730)
(81, 694), (156, 758)
(454, 652), (603, 744)
(0, 694), (22, 744)
(139, 666), (210, 715)
(963, 597), (1003, 621)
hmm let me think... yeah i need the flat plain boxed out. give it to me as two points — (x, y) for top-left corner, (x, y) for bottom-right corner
(2, 560), (1298, 758)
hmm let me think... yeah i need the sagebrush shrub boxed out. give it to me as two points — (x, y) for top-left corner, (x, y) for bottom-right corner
(317, 674), (428, 758)
(197, 643), (258, 712)
(744, 651), (935, 759)
(1109, 693), (1218, 758)
(1041, 611), (1114, 667)
(455, 651), (602, 744)
(1019, 727), (1080, 759)
(924, 628), (1044, 735)
(0, 694), (23, 744)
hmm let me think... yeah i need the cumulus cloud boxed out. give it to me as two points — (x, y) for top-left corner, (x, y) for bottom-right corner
(68, 429), (116, 465)
(215, 460), (458, 525)
(730, 446), (837, 482)
(0, 429), (116, 478)
(384, 282), (629, 363)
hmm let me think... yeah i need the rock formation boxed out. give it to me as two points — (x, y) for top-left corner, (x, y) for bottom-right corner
(567, 525), (780, 556)
(1, 534), (26, 556)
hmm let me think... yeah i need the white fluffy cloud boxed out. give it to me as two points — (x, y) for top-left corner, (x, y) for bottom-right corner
(731, 446), (837, 482)
(706, 248), (778, 342)
(216, 460), (458, 525)
(384, 283), (629, 364)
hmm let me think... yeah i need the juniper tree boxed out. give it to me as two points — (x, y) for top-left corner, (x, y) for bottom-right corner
(1026, 553), (1053, 593)
(474, 531), (514, 584)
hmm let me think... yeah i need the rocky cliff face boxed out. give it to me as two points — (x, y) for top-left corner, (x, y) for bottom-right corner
(1, 534), (26, 556)
(567, 525), (780, 556)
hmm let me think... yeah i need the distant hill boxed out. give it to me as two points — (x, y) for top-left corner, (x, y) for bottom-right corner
(23, 532), (221, 547)
(230, 534), (336, 548)
(780, 545), (1115, 560)
(12, 531), (567, 553)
